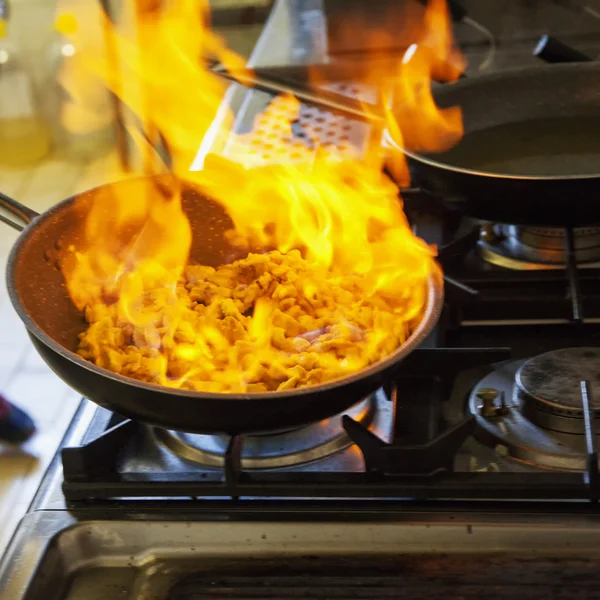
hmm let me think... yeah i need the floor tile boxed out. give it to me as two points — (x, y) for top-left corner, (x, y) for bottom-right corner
(0, 301), (31, 350)
(0, 343), (28, 388)
(21, 346), (49, 372)
(3, 370), (75, 430)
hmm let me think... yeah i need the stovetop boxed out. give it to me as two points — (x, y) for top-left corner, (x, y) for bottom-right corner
(51, 205), (600, 505)
(31, 0), (600, 511)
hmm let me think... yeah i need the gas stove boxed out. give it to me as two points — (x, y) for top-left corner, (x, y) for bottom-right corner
(3, 1), (600, 599)
(52, 230), (600, 504)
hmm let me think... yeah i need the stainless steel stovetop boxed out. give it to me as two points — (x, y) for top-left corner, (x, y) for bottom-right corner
(3, 1), (600, 599)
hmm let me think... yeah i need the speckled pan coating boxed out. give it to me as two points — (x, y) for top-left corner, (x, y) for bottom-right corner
(3, 176), (443, 434)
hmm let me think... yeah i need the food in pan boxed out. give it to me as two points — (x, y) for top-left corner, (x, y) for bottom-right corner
(76, 249), (424, 393)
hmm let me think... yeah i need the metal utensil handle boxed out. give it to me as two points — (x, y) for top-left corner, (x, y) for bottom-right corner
(0, 192), (40, 232)
(212, 67), (384, 124)
(533, 35), (592, 63)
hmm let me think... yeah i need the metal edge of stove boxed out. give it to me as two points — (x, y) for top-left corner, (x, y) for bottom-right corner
(5, 513), (600, 600)
(24, 400), (99, 513)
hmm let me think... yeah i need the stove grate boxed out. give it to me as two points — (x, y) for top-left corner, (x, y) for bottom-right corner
(60, 347), (600, 505)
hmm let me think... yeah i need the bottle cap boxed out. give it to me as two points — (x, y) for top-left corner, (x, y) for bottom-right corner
(55, 13), (77, 35)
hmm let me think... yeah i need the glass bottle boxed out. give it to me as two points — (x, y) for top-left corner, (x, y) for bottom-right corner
(0, 0), (51, 166)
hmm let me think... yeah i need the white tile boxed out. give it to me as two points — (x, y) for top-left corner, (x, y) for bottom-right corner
(3, 369), (74, 430)
(21, 346), (48, 371)
(0, 301), (30, 349)
(0, 343), (28, 387)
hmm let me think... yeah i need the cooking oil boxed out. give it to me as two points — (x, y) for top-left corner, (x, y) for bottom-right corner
(0, 13), (51, 166)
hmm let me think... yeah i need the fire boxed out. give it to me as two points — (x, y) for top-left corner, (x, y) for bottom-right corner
(56, 0), (463, 392)
(385, 0), (465, 179)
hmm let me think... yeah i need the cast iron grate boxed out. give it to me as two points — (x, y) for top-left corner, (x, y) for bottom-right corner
(60, 347), (600, 504)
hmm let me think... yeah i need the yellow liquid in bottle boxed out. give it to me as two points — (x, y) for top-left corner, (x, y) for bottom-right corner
(0, 20), (51, 167)
(0, 115), (51, 166)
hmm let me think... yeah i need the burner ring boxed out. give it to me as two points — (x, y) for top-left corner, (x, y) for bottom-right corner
(480, 225), (600, 269)
(516, 347), (600, 433)
(153, 395), (379, 470)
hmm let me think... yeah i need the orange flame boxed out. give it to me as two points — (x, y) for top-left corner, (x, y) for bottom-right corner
(56, 0), (463, 393)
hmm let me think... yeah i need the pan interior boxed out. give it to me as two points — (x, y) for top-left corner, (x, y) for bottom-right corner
(419, 64), (600, 178)
(427, 116), (600, 177)
(10, 177), (243, 353)
(10, 175), (441, 399)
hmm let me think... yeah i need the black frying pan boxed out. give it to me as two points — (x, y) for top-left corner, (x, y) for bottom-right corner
(0, 176), (442, 434)
(388, 61), (600, 226)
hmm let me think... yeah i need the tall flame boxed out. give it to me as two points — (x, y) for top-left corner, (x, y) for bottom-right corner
(56, 0), (464, 392)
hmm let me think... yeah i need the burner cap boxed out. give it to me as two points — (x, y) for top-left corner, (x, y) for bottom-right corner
(479, 225), (600, 270)
(517, 348), (600, 433)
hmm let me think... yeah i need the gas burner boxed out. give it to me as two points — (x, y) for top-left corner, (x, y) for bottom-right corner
(153, 390), (393, 470)
(479, 225), (600, 270)
(469, 348), (600, 471)
(517, 348), (600, 434)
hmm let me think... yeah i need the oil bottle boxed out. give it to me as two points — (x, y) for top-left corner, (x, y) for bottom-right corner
(46, 12), (114, 162)
(0, 0), (51, 166)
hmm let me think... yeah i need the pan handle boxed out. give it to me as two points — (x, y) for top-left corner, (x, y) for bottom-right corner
(0, 192), (40, 232)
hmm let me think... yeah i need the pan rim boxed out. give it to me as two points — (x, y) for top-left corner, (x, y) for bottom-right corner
(6, 183), (443, 401)
(386, 61), (600, 182)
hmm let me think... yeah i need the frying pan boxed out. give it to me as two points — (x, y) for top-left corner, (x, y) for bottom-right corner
(386, 60), (600, 226)
(0, 177), (442, 435)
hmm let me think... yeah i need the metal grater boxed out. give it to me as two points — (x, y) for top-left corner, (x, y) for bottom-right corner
(225, 82), (376, 164)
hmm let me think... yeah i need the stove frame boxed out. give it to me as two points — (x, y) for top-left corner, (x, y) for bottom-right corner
(59, 0), (600, 509)
(60, 346), (600, 504)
